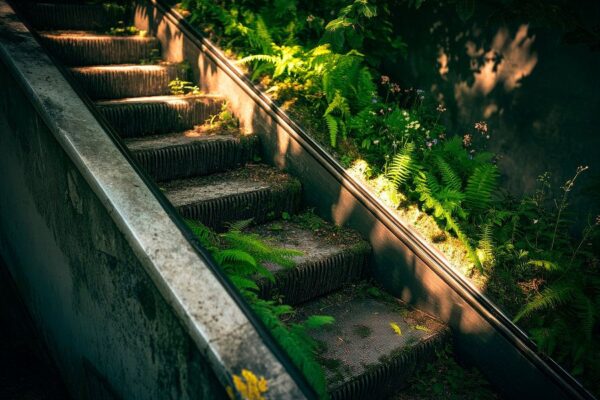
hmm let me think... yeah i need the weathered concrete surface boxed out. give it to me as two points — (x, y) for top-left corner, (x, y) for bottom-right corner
(70, 63), (178, 99)
(127, 131), (259, 181)
(40, 31), (161, 66)
(97, 94), (223, 137)
(250, 220), (369, 305)
(0, 2), (308, 399)
(293, 289), (448, 399)
(163, 164), (302, 230)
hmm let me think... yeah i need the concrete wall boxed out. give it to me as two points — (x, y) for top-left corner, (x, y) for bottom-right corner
(0, 60), (227, 400)
(387, 0), (600, 221)
(0, 2), (307, 399)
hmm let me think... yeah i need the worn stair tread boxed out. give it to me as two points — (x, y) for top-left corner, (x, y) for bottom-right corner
(70, 64), (178, 99)
(96, 94), (223, 106)
(163, 164), (301, 230)
(295, 288), (448, 399)
(97, 94), (224, 137)
(39, 30), (160, 66)
(249, 219), (369, 305)
(125, 130), (259, 181)
(22, 3), (125, 30)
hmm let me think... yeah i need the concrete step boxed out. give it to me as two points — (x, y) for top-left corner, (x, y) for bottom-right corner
(294, 287), (449, 400)
(70, 64), (178, 100)
(97, 95), (224, 137)
(22, 3), (125, 31)
(163, 164), (302, 231)
(250, 219), (370, 305)
(39, 31), (160, 66)
(126, 131), (259, 182)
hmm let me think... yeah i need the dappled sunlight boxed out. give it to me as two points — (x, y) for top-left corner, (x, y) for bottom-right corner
(454, 24), (537, 119)
(437, 47), (449, 79)
(134, 4), (184, 63)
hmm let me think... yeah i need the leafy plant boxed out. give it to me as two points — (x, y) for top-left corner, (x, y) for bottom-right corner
(508, 168), (600, 378)
(186, 219), (333, 398)
(107, 25), (145, 36)
(206, 101), (239, 131)
(168, 78), (201, 95)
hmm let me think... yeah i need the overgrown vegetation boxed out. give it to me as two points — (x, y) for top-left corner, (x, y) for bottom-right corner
(186, 219), (334, 398)
(178, 0), (600, 394)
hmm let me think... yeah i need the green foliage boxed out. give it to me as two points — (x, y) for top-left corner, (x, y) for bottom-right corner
(207, 102), (239, 130)
(186, 219), (333, 398)
(479, 168), (600, 381)
(180, 0), (600, 393)
(168, 78), (201, 95)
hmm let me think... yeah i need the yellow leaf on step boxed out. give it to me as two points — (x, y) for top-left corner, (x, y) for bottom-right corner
(390, 322), (402, 336)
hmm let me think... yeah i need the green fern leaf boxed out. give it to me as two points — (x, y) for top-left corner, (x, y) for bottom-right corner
(514, 283), (577, 322)
(435, 156), (462, 191)
(465, 163), (498, 210)
(324, 114), (338, 147)
(387, 142), (415, 187)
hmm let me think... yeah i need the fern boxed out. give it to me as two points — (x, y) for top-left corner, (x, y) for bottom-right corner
(387, 142), (416, 187)
(478, 222), (495, 268)
(435, 156), (462, 192)
(465, 164), (499, 211)
(323, 91), (350, 147)
(324, 114), (339, 147)
(514, 281), (576, 322)
(416, 171), (483, 271)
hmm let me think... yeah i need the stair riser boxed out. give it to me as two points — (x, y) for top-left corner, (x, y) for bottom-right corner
(71, 67), (177, 99)
(98, 98), (223, 137)
(178, 186), (302, 232)
(331, 332), (449, 400)
(42, 37), (160, 66)
(259, 250), (368, 305)
(132, 137), (259, 182)
(23, 4), (124, 30)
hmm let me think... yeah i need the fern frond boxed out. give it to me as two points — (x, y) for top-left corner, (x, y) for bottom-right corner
(465, 163), (499, 210)
(527, 259), (561, 272)
(514, 283), (577, 322)
(478, 222), (495, 265)
(324, 114), (338, 147)
(237, 53), (279, 65)
(223, 231), (301, 269)
(324, 91), (350, 118)
(416, 171), (483, 271)
(186, 219), (218, 249)
(227, 218), (254, 233)
(387, 142), (415, 188)
(229, 275), (259, 292)
(254, 16), (273, 53)
(435, 156), (462, 191)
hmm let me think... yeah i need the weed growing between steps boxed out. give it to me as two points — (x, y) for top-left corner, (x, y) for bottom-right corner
(169, 62), (202, 95)
(178, 0), (600, 392)
(186, 219), (334, 399)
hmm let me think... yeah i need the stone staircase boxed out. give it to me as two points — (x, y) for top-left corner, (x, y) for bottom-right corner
(19, 2), (450, 399)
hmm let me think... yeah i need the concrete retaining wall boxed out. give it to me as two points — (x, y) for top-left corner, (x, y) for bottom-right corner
(0, 2), (307, 399)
